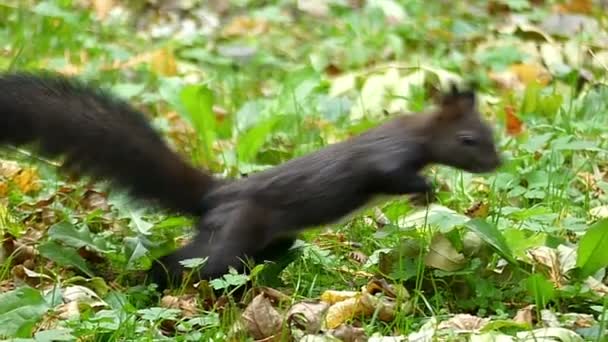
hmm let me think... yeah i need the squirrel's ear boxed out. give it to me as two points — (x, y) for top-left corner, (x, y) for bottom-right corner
(436, 86), (477, 121)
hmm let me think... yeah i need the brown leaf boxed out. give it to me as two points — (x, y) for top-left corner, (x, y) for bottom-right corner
(513, 305), (535, 326)
(359, 292), (396, 322)
(286, 301), (329, 333)
(348, 251), (368, 265)
(222, 16), (269, 37)
(3, 234), (38, 265)
(81, 189), (110, 212)
(556, 0), (593, 14)
(465, 201), (490, 218)
(505, 105), (524, 136)
(241, 293), (283, 340)
(150, 47), (178, 76)
(437, 313), (489, 332)
(91, 0), (115, 20)
(160, 294), (199, 317)
(328, 325), (367, 342)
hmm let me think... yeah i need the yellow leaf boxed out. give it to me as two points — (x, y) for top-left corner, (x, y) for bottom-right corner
(324, 297), (366, 329)
(320, 290), (359, 304)
(510, 63), (552, 85)
(150, 47), (177, 76)
(91, 0), (115, 20)
(222, 16), (268, 37)
(13, 168), (41, 194)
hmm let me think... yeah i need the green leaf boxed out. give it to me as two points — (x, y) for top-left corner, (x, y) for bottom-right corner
(237, 116), (281, 163)
(47, 222), (109, 253)
(526, 273), (556, 308)
(180, 84), (216, 165)
(33, 329), (74, 342)
(38, 241), (94, 277)
(0, 287), (50, 338)
(576, 218), (608, 278)
(465, 219), (516, 264)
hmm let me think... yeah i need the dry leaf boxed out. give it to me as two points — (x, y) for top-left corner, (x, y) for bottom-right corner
(321, 290), (359, 305)
(465, 201), (490, 218)
(222, 16), (268, 37)
(513, 305), (535, 326)
(160, 294), (199, 317)
(328, 325), (367, 342)
(510, 63), (552, 85)
(297, 0), (330, 17)
(505, 105), (524, 136)
(349, 251), (368, 265)
(241, 293), (283, 340)
(150, 47), (178, 76)
(287, 301), (329, 334)
(56, 301), (81, 320)
(556, 0), (593, 14)
(91, 0), (114, 20)
(424, 233), (466, 272)
(359, 292), (396, 322)
(81, 189), (110, 212)
(437, 313), (489, 332)
(324, 296), (367, 329)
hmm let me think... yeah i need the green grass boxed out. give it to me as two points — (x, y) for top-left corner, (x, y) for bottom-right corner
(0, 0), (607, 340)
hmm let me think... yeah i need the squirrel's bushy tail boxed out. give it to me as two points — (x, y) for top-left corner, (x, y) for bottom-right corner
(0, 72), (216, 215)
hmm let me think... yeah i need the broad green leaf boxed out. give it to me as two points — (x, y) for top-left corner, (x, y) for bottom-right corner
(33, 328), (74, 342)
(465, 219), (516, 264)
(576, 218), (608, 278)
(398, 204), (470, 232)
(180, 84), (216, 164)
(38, 241), (94, 277)
(237, 116), (281, 163)
(0, 287), (50, 338)
(129, 211), (154, 235)
(47, 222), (109, 253)
(526, 273), (556, 308)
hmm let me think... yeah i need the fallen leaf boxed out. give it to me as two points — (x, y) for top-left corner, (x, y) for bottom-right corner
(222, 16), (268, 37)
(5, 167), (42, 195)
(91, 0), (115, 20)
(424, 233), (466, 272)
(81, 189), (110, 212)
(349, 251), (368, 265)
(510, 63), (552, 85)
(437, 313), (489, 332)
(160, 294), (199, 317)
(286, 301), (329, 334)
(556, 0), (593, 14)
(328, 325), (367, 342)
(324, 297), (367, 329)
(297, 0), (330, 17)
(513, 305), (535, 326)
(465, 202), (490, 218)
(505, 105), (524, 136)
(150, 47), (177, 76)
(320, 290), (359, 305)
(241, 293), (283, 340)
(540, 13), (598, 38)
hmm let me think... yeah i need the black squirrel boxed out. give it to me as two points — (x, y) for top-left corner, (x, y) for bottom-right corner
(0, 72), (501, 290)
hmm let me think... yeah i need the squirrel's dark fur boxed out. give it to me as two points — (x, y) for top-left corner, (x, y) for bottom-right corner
(0, 72), (501, 290)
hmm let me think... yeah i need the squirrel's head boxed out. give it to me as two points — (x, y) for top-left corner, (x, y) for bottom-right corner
(425, 84), (502, 173)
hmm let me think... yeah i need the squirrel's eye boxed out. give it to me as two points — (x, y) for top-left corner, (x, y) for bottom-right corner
(458, 133), (477, 146)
